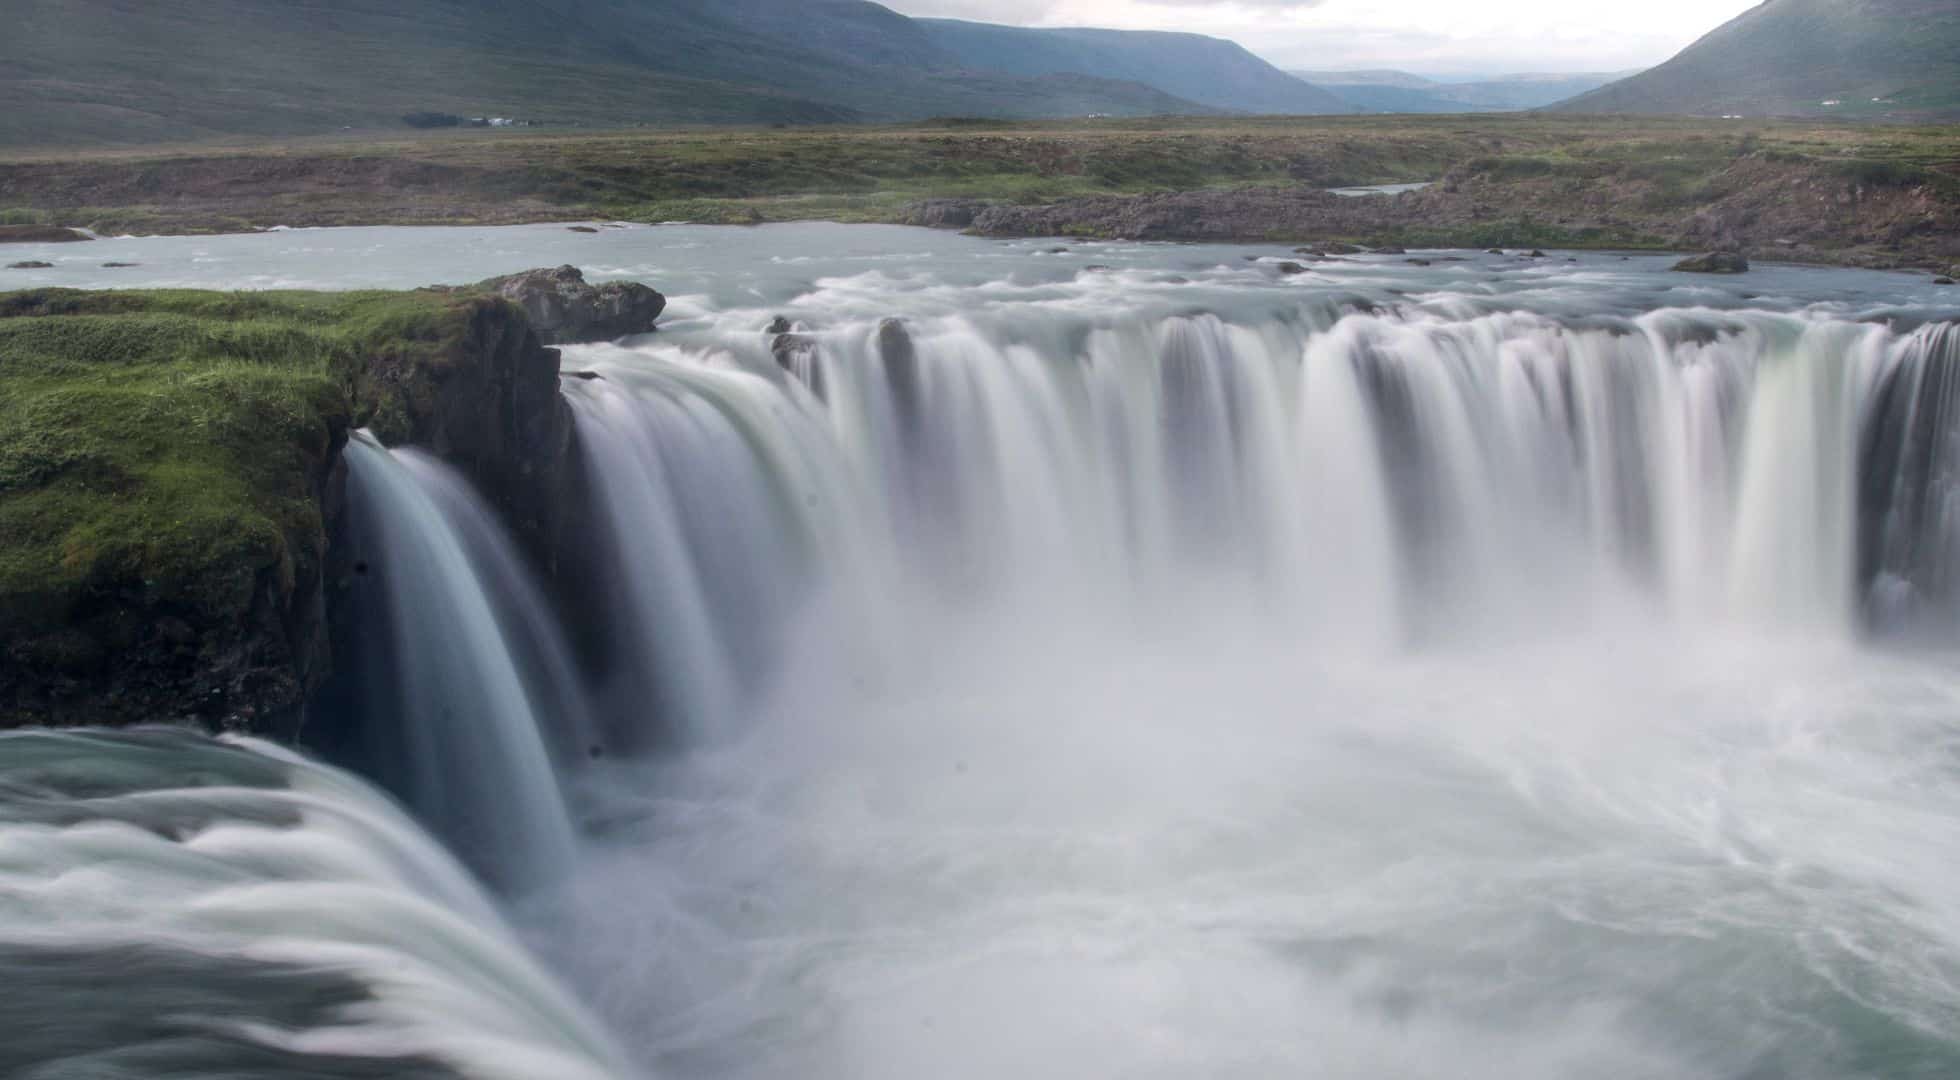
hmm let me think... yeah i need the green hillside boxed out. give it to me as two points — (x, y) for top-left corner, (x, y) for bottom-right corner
(1556, 0), (1960, 119)
(920, 20), (1350, 115)
(0, 0), (1214, 146)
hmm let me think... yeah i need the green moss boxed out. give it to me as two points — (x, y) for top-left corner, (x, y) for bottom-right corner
(0, 288), (485, 628)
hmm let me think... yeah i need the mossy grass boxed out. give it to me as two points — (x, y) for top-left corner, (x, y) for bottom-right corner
(0, 288), (489, 627)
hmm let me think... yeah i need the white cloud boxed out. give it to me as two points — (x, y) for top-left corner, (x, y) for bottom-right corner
(889, 0), (1760, 75)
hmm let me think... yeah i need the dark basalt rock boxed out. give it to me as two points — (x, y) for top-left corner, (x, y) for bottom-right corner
(766, 315), (793, 335)
(0, 225), (90, 244)
(1275, 261), (1308, 275)
(772, 332), (823, 398)
(1672, 251), (1750, 274)
(7, 261), (53, 269)
(1405, 258), (1432, 266)
(477, 265), (665, 345)
(1936, 277), (1956, 286)
(1486, 248), (1506, 255)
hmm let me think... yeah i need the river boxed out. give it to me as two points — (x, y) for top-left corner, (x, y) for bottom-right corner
(7, 222), (1960, 1078)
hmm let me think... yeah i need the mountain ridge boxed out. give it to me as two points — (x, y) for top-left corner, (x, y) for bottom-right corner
(1291, 70), (1633, 113)
(1556, 0), (1960, 119)
(1, 0), (1263, 146)
(920, 19), (1350, 115)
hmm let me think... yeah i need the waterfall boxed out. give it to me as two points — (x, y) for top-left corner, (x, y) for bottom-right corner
(0, 728), (634, 1080)
(332, 434), (578, 890)
(560, 306), (1960, 747)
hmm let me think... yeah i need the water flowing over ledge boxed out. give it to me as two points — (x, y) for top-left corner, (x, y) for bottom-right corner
(13, 225), (1960, 1078)
(0, 728), (633, 1080)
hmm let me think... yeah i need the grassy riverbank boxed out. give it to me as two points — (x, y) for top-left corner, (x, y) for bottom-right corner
(2, 116), (1957, 266)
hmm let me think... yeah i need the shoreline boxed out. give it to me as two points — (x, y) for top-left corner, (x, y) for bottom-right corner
(3, 116), (1956, 273)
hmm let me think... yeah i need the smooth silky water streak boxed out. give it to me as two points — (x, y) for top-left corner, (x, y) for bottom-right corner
(337, 434), (576, 890)
(0, 728), (637, 1080)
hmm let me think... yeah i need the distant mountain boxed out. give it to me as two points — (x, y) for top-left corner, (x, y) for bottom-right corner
(1292, 70), (1630, 114)
(921, 20), (1352, 115)
(0, 0), (1226, 146)
(1293, 70), (1440, 90)
(1556, 0), (1960, 119)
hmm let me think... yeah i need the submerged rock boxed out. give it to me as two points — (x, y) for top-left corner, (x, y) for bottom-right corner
(101, 262), (139, 268)
(477, 265), (665, 345)
(1275, 261), (1308, 275)
(766, 315), (793, 335)
(1672, 251), (1750, 274)
(1936, 277), (1956, 286)
(567, 225), (600, 233)
(7, 261), (53, 269)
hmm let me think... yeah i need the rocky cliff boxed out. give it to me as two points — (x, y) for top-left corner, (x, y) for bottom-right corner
(0, 270), (653, 733)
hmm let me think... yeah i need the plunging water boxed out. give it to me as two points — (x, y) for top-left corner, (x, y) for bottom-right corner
(13, 224), (1960, 1078)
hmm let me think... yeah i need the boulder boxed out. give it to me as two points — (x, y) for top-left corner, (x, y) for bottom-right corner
(766, 315), (793, 335)
(1486, 248), (1506, 255)
(1275, 261), (1308, 275)
(1937, 278), (1956, 286)
(1672, 251), (1750, 274)
(477, 265), (665, 345)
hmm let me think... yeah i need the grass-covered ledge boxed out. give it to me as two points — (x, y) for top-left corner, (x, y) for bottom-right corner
(0, 287), (567, 731)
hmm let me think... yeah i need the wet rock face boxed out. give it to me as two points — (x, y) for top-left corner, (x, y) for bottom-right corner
(478, 265), (665, 345)
(1673, 251), (1751, 274)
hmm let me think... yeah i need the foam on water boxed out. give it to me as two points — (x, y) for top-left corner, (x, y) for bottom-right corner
(21, 223), (1960, 1078)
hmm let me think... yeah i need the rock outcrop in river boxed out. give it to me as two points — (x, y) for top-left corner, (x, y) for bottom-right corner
(478, 265), (666, 345)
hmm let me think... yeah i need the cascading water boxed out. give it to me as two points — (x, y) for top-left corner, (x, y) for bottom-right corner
(19, 225), (1960, 1079)
(528, 251), (1960, 1078)
(325, 434), (579, 889)
(0, 728), (634, 1080)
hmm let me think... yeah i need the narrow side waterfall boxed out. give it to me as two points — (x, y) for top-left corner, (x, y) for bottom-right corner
(329, 434), (578, 889)
(0, 728), (634, 1080)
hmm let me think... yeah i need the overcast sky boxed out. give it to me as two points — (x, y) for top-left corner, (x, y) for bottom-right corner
(886, 0), (1761, 77)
